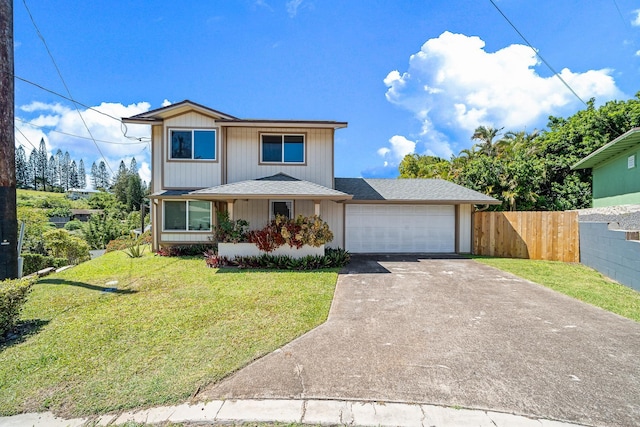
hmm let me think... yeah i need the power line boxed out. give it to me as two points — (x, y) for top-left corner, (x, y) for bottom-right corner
(488, 0), (588, 108)
(22, 0), (115, 175)
(14, 126), (38, 151)
(611, 0), (629, 29)
(13, 74), (149, 141)
(15, 117), (148, 145)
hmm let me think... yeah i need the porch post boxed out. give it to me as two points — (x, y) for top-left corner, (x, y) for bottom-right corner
(226, 199), (235, 220)
(313, 200), (321, 216)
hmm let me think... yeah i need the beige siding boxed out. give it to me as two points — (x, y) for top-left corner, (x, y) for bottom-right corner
(226, 127), (334, 187)
(457, 204), (472, 253)
(161, 112), (222, 189)
(151, 125), (163, 193)
(234, 199), (270, 229)
(160, 233), (212, 243)
(322, 201), (344, 249)
(165, 112), (218, 128)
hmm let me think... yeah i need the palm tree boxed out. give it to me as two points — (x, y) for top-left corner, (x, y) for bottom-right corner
(498, 129), (541, 158)
(471, 126), (503, 156)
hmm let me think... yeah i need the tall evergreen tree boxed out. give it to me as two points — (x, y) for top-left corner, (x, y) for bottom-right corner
(97, 161), (110, 189)
(61, 151), (72, 190)
(28, 149), (38, 189)
(48, 155), (58, 189)
(90, 162), (98, 188)
(78, 159), (87, 188)
(15, 145), (28, 188)
(55, 149), (63, 188)
(69, 160), (80, 189)
(37, 138), (48, 191)
(129, 157), (138, 174)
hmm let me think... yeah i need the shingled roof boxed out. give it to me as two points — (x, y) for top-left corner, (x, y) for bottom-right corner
(188, 173), (352, 200)
(334, 178), (500, 204)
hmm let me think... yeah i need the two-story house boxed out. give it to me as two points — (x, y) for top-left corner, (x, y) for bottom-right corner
(123, 100), (499, 254)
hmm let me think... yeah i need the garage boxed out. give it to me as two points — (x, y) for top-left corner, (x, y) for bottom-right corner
(345, 204), (455, 253)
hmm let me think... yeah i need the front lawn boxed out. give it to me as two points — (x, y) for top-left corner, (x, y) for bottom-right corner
(0, 250), (338, 417)
(473, 257), (640, 322)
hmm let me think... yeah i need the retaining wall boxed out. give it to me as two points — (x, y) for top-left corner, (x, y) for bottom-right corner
(579, 222), (640, 291)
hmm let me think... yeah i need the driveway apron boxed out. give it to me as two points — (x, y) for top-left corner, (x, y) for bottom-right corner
(198, 255), (640, 427)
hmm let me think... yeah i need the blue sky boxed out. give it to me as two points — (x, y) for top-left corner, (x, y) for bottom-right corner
(13, 0), (640, 184)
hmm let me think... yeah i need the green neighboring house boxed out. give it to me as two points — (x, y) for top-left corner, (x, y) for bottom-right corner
(572, 128), (640, 207)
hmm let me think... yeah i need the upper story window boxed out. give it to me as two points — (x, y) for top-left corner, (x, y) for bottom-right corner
(261, 134), (305, 164)
(170, 129), (216, 160)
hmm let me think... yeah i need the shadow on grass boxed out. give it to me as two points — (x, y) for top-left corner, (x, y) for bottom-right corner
(0, 319), (49, 351)
(37, 278), (137, 294)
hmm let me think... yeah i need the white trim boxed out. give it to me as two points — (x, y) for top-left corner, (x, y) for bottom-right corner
(162, 199), (212, 232)
(269, 200), (294, 220)
(168, 128), (217, 161)
(260, 133), (305, 164)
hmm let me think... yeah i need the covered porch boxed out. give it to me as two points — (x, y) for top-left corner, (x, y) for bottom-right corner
(149, 173), (352, 251)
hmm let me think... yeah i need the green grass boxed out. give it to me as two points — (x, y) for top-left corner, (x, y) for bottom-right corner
(473, 257), (640, 322)
(0, 250), (338, 417)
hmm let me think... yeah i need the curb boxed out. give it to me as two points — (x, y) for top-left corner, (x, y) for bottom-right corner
(0, 399), (590, 427)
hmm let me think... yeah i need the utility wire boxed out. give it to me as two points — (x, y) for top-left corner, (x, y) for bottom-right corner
(611, 0), (629, 29)
(15, 117), (148, 145)
(22, 0), (115, 174)
(488, 0), (588, 108)
(14, 126), (38, 151)
(13, 74), (150, 141)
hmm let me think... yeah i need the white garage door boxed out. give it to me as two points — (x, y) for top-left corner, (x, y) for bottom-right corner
(345, 204), (455, 253)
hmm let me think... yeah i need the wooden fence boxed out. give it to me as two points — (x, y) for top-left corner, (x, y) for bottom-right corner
(473, 211), (580, 262)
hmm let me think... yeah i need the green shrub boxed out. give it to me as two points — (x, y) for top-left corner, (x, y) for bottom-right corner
(156, 244), (215, 257)
(215, 211), (249, 243)
(43, 229), (91, 265)
(63, 219), (84, 231)
(21, 253), (67, 276)
(124, 238), (147, 258)
(0, 278), (34, 337)
(207, 248), (350, 270)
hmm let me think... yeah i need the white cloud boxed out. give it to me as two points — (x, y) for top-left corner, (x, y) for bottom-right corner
(632, 9), (640, 26)
(384, 31), (623, 152)
(20, 101), (70, 114)
(377, 135), (416, 164)
(286, 0), (303, 17)
(15, 101), (152, 181)
(139, 161), (152, 186)
(161, 99), (172, 107)
(636, 50), (640, 57)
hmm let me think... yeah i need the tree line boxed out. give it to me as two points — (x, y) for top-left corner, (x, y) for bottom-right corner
(399, 94), (640, 211)
(15, 139), (87, 191)
(15, 139), (146, 203)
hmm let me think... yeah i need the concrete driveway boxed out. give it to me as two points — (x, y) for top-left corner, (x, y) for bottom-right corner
(198, 255), (640, 426)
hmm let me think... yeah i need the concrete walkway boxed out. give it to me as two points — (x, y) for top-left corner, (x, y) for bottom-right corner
(0, 398), (587, 426)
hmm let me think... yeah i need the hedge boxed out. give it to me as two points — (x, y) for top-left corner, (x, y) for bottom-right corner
(21, 253), (67, 276)
(0, 278), (34, 337)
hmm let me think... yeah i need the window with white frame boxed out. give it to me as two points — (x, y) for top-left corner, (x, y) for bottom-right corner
(169, 129), (216, 160)
(164, 200), (211, 231)
(261, 134), (304, 163)
(270, 200), (293, 220)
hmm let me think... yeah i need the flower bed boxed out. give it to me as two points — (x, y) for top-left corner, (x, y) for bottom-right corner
(218, 242), (324, 259)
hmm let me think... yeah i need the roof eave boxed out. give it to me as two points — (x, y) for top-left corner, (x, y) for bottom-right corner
(186, 193), (353, 201)
(344, 199), (501, 205)
(220, 120), (348, 129)
(572, 127), (640, 170)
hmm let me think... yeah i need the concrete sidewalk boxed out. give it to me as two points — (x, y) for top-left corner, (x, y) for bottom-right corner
(0, 398), (588, 426)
